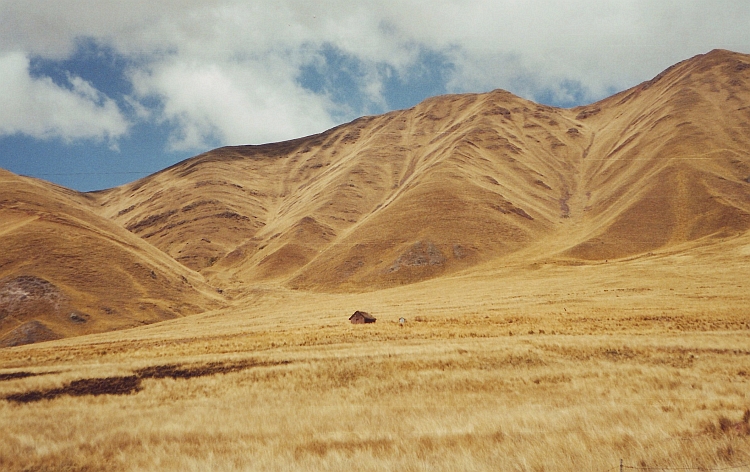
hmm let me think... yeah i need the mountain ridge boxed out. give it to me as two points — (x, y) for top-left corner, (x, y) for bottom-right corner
(2, 48), (750, 344)
(93, 49), (750, 288)
(0, 169), (226, 346)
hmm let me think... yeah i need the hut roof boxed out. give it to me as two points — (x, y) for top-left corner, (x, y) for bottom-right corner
(349, 310), (376, 321)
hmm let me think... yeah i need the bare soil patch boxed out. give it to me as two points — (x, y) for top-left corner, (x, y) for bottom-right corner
(0, 276), (66, 317)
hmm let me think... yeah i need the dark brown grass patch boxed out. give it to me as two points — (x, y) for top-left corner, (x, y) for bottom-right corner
(5, 375), (141, 403)
(0, 371), (43, 381)
(3, 359), (291, 403)
(134, 360), (270, 380)
(704, 409), (750, 436)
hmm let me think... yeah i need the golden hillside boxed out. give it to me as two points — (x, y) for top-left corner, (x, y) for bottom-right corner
(94, 49), (750, 289)
(1, 50), (750, 472)
(0, 171), (225, 347)
(2, 49), (750, 345)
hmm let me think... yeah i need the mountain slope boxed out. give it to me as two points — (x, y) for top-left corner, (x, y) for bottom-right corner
(0, 170), (225, 346)
(566, 49), (750, 259)
(89, 50), (750, 292)
(92, 91), (587, 289)
(2, 47), (749, 347)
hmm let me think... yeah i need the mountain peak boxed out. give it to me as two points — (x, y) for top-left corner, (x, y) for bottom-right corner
(2, 50), (750, 343)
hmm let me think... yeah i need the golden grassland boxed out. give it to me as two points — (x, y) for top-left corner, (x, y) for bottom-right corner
(1, 240), (750, 472)
(3, 50), (750, 471)
(5, 50), (750, 346)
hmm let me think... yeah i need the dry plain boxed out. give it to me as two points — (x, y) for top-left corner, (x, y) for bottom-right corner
(1, 50), (750, 471)
(2, 238), (750, 471)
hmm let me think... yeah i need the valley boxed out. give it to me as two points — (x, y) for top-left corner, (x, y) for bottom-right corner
(1, 49), (749, 471)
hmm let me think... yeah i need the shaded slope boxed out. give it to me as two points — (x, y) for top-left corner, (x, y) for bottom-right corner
(0, 170), (224, 345)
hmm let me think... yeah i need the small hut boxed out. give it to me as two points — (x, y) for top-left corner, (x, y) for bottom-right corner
(349, 311), (376, 324)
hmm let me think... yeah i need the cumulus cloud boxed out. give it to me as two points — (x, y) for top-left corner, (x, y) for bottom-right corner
(2, 0), (750, 150)
(379, 0), (750, 101)
(0, 52), (129, 143)
(129, 56), (337, 150)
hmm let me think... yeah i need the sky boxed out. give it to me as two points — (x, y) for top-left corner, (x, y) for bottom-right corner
(1, 1), (750, 191)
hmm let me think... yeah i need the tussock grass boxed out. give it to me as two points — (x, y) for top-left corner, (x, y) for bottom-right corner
(2, 252), (750, 471)
(1, 330), (748, 471)
(3, 49), (750, 471)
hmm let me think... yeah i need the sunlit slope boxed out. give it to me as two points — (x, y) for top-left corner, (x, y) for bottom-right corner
(284, 93), (587, 289)
(566, 49), (750, 259)
(0, 170), (224, 346)
(2, 48), (750, 346)
(93, 49), (750, 290)
(94, 93), (587, 289)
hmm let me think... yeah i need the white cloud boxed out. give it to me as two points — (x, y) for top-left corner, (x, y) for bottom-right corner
(2, 0), (750, 150)
(379, 0), (750, 101)
(129, 57), (337, 150)
(0, 52), (129, 143)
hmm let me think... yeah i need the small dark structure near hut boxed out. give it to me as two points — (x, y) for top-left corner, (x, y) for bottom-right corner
(349, 311), (376, 324)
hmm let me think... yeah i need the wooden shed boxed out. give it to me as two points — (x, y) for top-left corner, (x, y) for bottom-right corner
(349, 311), (376, 324)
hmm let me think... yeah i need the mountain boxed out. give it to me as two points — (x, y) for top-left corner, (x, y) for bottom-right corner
(2, 49), (750, 344)
(565, 49), (750, 259)
(92, 49), (750, 288)
(0, 170), (225, 347)
(92, 89), (575, 290)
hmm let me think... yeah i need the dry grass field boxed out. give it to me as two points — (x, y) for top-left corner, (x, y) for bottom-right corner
(1, 238), (749, 471)
(2, 50), (750, 471)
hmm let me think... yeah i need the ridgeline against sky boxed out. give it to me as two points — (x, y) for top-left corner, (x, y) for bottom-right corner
(2, 49), (750, 345)
(1, 1), (750, 190)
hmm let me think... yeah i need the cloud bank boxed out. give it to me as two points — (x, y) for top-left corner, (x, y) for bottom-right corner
(2, 0), (750, 151)
(0, 52), (128, 143)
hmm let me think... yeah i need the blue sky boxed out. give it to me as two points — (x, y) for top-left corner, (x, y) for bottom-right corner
(2, 1), (750, 191)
